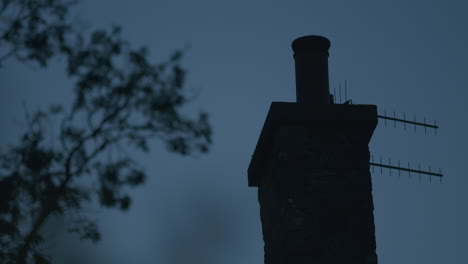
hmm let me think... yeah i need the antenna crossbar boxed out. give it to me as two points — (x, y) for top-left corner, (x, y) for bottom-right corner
(377, 115), (438, 129)
(369, 162), (443, 177)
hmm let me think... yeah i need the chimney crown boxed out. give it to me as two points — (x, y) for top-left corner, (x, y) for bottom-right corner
(291, 35), (330, 54)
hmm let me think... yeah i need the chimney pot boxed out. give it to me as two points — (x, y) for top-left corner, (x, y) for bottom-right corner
(292, 35), (331, 104)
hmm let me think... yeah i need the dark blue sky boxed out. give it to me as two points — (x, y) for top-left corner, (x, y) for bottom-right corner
(1, 0), (467, 263)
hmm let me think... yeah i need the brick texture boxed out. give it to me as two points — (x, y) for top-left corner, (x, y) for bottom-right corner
(249, 103), (378, 264)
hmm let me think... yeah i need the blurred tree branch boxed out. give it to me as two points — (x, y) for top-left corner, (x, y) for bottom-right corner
(0, 1), (212, 263)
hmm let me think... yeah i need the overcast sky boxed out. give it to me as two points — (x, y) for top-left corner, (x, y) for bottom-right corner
(1, 0), (467, 263)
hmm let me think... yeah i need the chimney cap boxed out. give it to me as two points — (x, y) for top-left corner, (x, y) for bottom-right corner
(292, 35), (330, 53)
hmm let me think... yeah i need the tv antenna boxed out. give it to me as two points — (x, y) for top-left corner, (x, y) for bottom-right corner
(331, 80), (443, 181)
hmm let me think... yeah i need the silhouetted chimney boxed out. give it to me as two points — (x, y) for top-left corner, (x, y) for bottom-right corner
(248, 36), (379, 264)
(292, 35), (331, 104)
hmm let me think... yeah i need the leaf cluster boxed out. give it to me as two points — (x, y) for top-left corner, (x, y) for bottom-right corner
(0, 0), (76, 66)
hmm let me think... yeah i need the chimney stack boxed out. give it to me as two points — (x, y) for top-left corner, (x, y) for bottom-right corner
(248, 36), (379, 264)
(292, 35), (331, 104)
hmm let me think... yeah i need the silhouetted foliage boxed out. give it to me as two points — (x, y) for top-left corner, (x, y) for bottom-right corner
(0, 1), (212, 263)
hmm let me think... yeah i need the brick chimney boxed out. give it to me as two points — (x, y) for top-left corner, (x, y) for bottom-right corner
(248, 36), (379, 264)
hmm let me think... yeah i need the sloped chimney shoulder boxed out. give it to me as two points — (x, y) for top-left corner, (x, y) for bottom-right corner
(248, 103), (378, 187)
